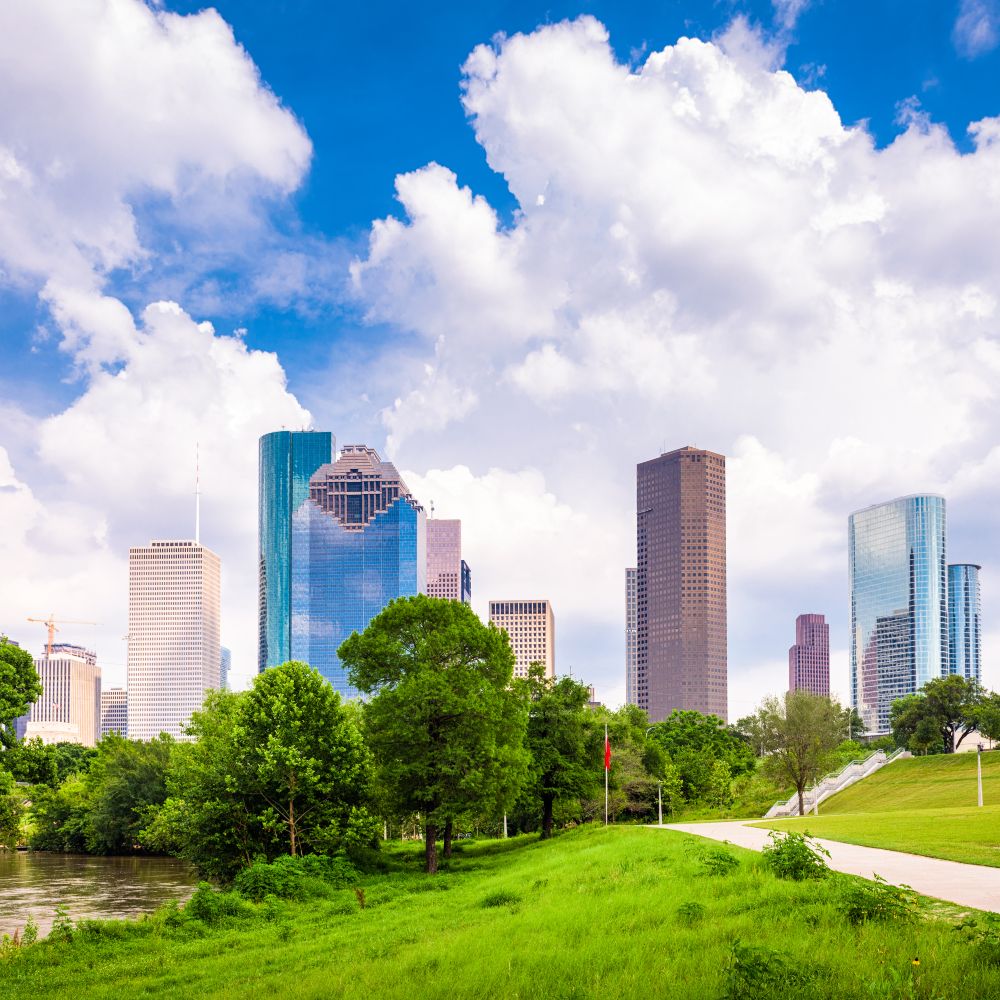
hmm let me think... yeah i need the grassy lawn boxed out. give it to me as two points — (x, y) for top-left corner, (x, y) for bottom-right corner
(2, 825), (999, 1000)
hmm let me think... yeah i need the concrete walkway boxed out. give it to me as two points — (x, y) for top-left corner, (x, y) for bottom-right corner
(658, 821), (1000, 913)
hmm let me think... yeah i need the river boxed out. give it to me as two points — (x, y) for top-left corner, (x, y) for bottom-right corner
(0, 852), (197, 938)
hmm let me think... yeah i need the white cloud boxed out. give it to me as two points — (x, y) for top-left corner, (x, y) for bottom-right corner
(350, 16), (1000, 713)
(772, 0), (811, 31)
(953, 0), (1000, 59)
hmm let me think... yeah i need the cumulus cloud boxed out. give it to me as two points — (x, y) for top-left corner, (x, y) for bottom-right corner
(953, 0), (1000, 59)
(351, 16), (1000, 708)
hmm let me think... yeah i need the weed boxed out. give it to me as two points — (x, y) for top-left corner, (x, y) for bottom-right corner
(955, 913), (1000, 966)
(675, 901), (706, 925)
(184, 883), (255, 925)
(479, 889), (522, 908)
(761, 830), (830, 881)
(839, 875), (922, 925)
(354, 888), (366, 910)
(698, 847), (740, 877)
(51, 904), (74, 942)
(723, 942), (815, 999)
(21, 916), (38, 946)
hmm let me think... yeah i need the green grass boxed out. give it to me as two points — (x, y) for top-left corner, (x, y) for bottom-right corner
(751, 753), (1000, 867)
(3, 825), (1000, 999)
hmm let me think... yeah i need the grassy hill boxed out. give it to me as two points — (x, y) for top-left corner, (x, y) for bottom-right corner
(757, 752), (1000, 867)
(2, 825), (999, 999)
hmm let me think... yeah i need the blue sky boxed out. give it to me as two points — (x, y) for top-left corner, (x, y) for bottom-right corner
(2, 0), (1000, 713)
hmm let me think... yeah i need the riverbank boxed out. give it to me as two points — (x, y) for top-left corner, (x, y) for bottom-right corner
(2, 825), (999, 999)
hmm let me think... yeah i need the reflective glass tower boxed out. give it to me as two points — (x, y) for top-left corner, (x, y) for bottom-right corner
(849, 495), (947, 735)
(258, 431), (334, 672)
(948, 563), (981, 684)
(290, 445), (425, 698)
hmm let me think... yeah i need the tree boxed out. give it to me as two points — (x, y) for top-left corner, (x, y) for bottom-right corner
(0, 638), (42, 747)
(752, 691), (845, 816)
(523, 666), (598, 838)
(0, 769), (25, 849)
(977, 692), (1000, 744)
(341, 595), (530, 873)
(890, 675), (982, 754)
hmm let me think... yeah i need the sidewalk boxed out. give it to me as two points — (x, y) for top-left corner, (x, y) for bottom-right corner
(658, 821), (1000, 913)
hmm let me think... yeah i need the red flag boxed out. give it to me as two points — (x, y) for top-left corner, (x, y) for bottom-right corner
(604, 731), (612, 771)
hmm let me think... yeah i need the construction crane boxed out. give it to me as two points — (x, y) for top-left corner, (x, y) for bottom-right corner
(26, 614), (99, 658)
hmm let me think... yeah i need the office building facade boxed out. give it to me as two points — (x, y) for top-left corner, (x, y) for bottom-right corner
(426, 519), (470, 603)
(289, 444), (425, 698)
(220, 646), (231, 691)
(636, 446), (727, 722)
(128, 539), (222, 740)
(788, 613), (830, 697)
(259, 430), (335, 672)
(849, 495), (948, 736)
(19, 645), (101, 746)
(100, 688), (128, 738)
(625, 568), (638, 705)
(948, 563), (982, 684)
(488, 600), (555, 679)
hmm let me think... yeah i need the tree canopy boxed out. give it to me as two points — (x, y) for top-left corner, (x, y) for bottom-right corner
(0, 637), (41, 747)
(890, 675), (983, 754)
(341, 595), (530, 873)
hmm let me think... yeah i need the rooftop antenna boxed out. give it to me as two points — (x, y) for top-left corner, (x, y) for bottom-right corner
(429, 499), (435, 519)
(195, 442), (201, 544)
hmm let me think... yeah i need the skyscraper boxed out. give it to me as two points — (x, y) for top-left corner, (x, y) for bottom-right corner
(849, 495), (947, 736)
(636, 446), (727, 722)
(289, 444), (426, 698)
(625, 568), (638, 706)
(488, 600), (555, 679)
(948, 563), (982, 684)
(128, 539), (221, 740)
(426, 519), (469, 603)
(19, 644), (101, 746)
(100, 688), (128, 738)
(788, 614), (830, 697)
(220, 646), (232, 691)
(258, 431), (334, 672)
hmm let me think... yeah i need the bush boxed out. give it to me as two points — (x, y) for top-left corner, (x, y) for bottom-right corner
(838, 875), (921, 925)
(698, 847), (740, 877)
(479, 890), (522, 908)
(724, 943), (815, 999)
(233, 854), (361, 902)
(761, 831), (830, 881)
(955, 914), (1000, 966)
(184, 883), (255, 924)
(676, 901), (706, 924)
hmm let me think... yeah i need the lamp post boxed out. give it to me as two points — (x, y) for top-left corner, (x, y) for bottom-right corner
(658, 781), (663, 826)
(978, 744), (984, 808)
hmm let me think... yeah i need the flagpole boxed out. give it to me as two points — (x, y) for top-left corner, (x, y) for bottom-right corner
(604, 723), (609, 826)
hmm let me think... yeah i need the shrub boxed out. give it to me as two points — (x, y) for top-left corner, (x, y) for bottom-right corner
(676, 901), (706, 925)
(698, 847), (740, 877)
(184, 883), (255, 924)
(838, 875), (921, 925)
(50, 904), (74, 943)
(479, 890), (522, 908)
(955, 914), (1000, 966)
(761, 831), (830, 881)
(724, 943), (815, 999)
(233, 854), (361, 902)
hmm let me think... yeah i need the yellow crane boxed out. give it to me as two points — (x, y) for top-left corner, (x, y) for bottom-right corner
(26, 614), (99, 658)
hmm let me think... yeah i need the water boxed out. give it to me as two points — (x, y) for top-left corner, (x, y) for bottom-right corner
(0, 852), (197, 938)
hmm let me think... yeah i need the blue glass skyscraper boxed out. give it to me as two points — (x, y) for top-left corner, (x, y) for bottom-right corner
(948, 563), (981, 684)
(848, 495), (947, 735)
(258, 431), (334, 672)
(289, 444), (425, 698)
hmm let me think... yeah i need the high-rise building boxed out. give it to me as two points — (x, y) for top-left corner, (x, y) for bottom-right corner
(220, 646), (232, 691)
(948, 563), (982, 684)
(788, 614), (830, 697)
(426, 519), (469, 603)
(19, 645), (101, 746)
(100, 688), (128, 738)
(849, 495), (947, 736)
(258, 431), (334, 672)
(287, 444), (425, 698)
(625, 568), (638, 705)
(636, 446), (727, 722)
(128, 539), (222, 740)
(488, 600), (555, 679)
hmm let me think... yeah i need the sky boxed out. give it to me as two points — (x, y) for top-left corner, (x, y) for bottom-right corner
(2, 0), (1000, 717)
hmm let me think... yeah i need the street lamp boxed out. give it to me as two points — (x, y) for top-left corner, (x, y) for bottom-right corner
(978, 744), (984, 808)
(657, 780), (663, 826)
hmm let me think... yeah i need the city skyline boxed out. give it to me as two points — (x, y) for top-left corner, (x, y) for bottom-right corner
(3, 1), (1000, 718)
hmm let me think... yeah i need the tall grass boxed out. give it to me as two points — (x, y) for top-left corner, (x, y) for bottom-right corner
(1, 825), (997, 999)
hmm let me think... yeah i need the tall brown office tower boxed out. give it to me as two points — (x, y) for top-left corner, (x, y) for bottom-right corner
(636, 446), (727, 722)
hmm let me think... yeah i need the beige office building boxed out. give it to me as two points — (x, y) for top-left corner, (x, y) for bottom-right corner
(23, 644), (101, 746)
(488, 600), (555, 679)
(127, 539), (221, 741)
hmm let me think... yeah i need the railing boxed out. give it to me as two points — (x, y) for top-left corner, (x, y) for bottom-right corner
(763, 747), (912, 819)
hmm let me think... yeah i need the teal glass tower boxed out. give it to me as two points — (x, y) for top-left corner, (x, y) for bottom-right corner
(948, 563), (981, 684)
(258, 431), (334, 673)
(848, 495), (948, 735)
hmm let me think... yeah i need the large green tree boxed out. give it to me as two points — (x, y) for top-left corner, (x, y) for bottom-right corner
(751, 691), (845, 816)
(523, 666), (597, 839)
(341, 595), (530, 873)
(890, 675), (983, 754)
(0, 637), (42, 747)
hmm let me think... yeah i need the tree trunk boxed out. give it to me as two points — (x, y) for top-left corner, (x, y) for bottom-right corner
(443, 819), (453, 859)
(424, 823), (438, 874)
(289, 798), (297, 856)
(796, 786), (805, 816)
(541, 794), (555, 839)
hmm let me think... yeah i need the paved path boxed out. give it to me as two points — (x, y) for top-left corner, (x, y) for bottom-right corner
(657, 821), (1000, 913)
